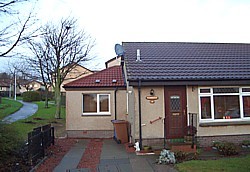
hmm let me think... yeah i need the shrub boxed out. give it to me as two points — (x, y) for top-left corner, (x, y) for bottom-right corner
(0, 124), (28, 170)
(242, 140), (250, 146)
(215, 142), (238, 156)
(174, 151), (198, 162)
(37, 90), (54, 101)
(22, 91), (41, 102)
(212, 141), (221, 148)
(174, 151), (188, 162)
(0, 124), (22, 163)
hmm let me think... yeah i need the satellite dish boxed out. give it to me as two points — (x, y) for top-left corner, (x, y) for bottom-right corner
(115, 44), (125, 57)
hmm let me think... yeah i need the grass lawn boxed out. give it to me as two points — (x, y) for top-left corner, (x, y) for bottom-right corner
(176, 154), (250, 172)
(11, 101), (66, 141)
(0, 98), (23, 120)
(0, 100), (65, 169)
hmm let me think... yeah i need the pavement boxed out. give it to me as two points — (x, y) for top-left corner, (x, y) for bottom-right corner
(2, 100), (38, 124)
(54, 139), (178, 172)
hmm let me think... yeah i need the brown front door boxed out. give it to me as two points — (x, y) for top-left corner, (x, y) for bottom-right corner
(165, 86), (187, 139)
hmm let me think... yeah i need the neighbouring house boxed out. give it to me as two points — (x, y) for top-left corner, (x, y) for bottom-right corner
(61, 63), (93, 93)
(65, 42), (250, 148)
(64, 64), (127, 138)
(0, 79), (10, 91)
(26, 80), (45, 92)
(105, 56), (122, 68)
(18, 79), (30, 94)
(19, 79), (55, 95)
(0, 79), (11, 96)
(0, 78), (21, 97)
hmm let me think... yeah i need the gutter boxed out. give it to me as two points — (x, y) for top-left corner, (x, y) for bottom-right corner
(128, 79), (250, 86)
(138, 79), (142, 149)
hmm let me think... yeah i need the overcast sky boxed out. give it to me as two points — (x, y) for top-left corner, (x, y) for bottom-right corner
(1, 0), (250, 71)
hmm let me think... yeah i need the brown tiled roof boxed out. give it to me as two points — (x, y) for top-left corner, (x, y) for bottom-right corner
(63, 66), (125, 88)
(0, 79), (11, 87)
(123, 42), (250, 82)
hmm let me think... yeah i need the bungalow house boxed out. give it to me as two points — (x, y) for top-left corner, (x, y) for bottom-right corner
(64, 42), (250, 148)
(64, 60), (127, 138)
(123, 42), (250, 148)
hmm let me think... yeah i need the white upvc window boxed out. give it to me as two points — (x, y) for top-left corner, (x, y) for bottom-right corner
(82, 93), (110, 115)
(199, 87), (250, 122)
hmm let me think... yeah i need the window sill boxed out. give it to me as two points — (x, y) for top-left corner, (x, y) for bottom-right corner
(199, 121), (250, 127)
(82, 114), (111, 117)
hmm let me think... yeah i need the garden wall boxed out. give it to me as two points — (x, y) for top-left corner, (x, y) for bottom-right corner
(197, 134), (250, 147)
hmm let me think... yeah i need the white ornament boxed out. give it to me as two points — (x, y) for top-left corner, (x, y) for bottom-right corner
(134, 142), (140, 152)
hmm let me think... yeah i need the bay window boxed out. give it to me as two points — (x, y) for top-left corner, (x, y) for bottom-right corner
(214, 95), (240, 119)
(200, 97), (211, 119)
(199, 87), (250, 122)
(82, 93), (110, 115)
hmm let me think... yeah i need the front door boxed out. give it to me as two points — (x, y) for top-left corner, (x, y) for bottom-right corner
(165, 86), (187, 139)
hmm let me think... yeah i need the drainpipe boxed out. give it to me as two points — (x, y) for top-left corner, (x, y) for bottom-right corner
(164, 118), (166, 149)
(114, 87), (118, 120)
(138, 79), (142, 149)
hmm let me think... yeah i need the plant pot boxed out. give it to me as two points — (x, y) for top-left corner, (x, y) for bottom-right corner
(184, 135), (193, 142)
(143, 146), (151, 151)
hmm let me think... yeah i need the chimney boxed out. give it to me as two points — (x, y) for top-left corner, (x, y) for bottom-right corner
(136, 49), (141, 61)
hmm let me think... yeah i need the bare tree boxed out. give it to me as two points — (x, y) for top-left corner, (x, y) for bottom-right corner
(0, 0), (37, 57)
(8, 60), (38, 92)
(28, 17), (95, 118)
(26, 40), (51, 108)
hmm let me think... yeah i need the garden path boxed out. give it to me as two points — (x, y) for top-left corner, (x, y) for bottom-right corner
(2, 100), (38, 124)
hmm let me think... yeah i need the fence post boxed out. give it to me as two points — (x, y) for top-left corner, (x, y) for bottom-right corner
(51, 126), (55, 145)
(41, 131), (45, 157)
(28, 132), (33, 166)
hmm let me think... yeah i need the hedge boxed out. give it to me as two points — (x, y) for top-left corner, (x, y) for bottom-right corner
(22, 91), (41, 102)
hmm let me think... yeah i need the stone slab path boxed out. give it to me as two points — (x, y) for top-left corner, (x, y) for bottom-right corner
(53, 139), (178, 172)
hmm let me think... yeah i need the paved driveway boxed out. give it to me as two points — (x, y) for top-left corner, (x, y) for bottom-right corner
(54, 139), (178, 172)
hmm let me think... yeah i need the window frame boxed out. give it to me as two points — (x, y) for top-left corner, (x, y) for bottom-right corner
(82, 93), (111, 116)
(199, 87), (250, 123)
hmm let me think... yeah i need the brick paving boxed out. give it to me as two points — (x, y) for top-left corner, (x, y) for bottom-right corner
(35, 138), (178, 172)
(77, 139), (103, 171)
(35, 138), (77, 172)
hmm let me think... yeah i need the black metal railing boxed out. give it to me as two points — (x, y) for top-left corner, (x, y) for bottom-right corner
(28, 124), (54, 165)
(188, 113), (197, 148)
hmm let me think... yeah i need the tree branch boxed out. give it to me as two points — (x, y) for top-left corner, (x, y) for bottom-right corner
(0, 12), (31, 57)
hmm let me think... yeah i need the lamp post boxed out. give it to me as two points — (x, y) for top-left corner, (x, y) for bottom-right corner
(9, 83), (11, 98)
(14, 71), (16, 100)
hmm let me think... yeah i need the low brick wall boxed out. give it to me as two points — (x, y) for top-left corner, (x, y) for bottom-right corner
(197, 134), (250, 147)
(67, 130), (113, 138)
(135, 138), (165, 149)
